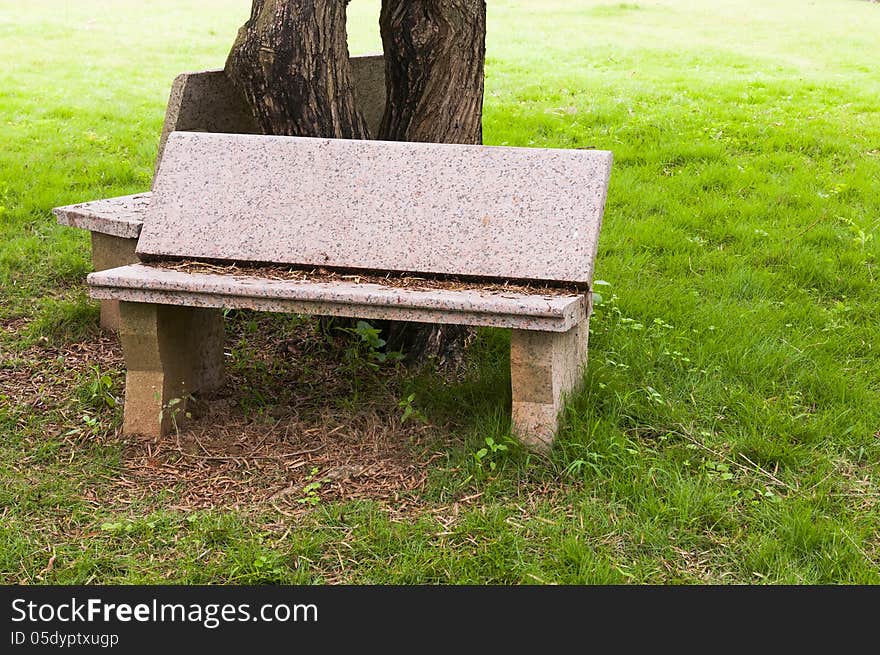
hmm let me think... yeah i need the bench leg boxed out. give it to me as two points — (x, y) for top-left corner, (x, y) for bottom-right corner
(510, 320), (589, 451)
(118, 302), (224, 437)
(91, 232), (138, 331)
(191, 308), (225, 393)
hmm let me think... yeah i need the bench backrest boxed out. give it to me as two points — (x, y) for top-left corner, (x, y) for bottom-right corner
(155, 55), (387, 175)
(137, 132), (612, 287)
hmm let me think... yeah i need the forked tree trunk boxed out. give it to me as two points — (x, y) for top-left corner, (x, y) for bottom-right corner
(225, 0), (487, 367)
(225, 0), (370, 139)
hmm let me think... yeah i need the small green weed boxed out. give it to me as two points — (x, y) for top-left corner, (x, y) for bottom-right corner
(473, 436), (509, 473)
(80, 365), (118, 410)
(398, 393), (426, 425)
(339, 320), (405, 368)
(299, 467), (327, 506)
(162, 395), (194, 433)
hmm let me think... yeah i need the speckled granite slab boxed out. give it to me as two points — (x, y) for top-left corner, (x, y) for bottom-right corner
(54, 193), (151, 239)
(138, 132), (612, 286)
(88, 264), (588, 332)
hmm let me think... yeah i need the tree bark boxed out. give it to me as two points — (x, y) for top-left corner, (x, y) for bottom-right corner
(379, 0), (485, 144)
(378, 0), (487, 365)
(225, 0), (370, 139)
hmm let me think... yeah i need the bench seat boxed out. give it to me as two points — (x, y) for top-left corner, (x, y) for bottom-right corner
(54, 193), (150, 239)
(88, 264), (588, 332)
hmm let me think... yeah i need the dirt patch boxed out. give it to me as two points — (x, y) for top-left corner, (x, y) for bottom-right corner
(0, 332), (123, 411)
(112, 403), (440, 514)
(0, 317), (29, 335)
(3, 312), (458, 515)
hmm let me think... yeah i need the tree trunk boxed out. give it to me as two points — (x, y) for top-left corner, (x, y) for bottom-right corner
(225, 0), (487, 367)
(225, 0), (370, 139)
(378, 0), (487, 365)
(379, 0), (486, 145)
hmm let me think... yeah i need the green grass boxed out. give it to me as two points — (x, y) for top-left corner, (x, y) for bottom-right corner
(1, 0), (879, 584)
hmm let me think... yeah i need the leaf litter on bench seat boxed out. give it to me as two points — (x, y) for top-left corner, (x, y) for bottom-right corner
(155, 259), (585, 297)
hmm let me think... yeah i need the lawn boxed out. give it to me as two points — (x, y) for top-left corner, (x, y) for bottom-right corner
(1, 0), (879, 584)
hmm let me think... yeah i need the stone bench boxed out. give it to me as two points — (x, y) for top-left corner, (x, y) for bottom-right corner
(53, 55), (386, 330)
(81, 131), (612, 450)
